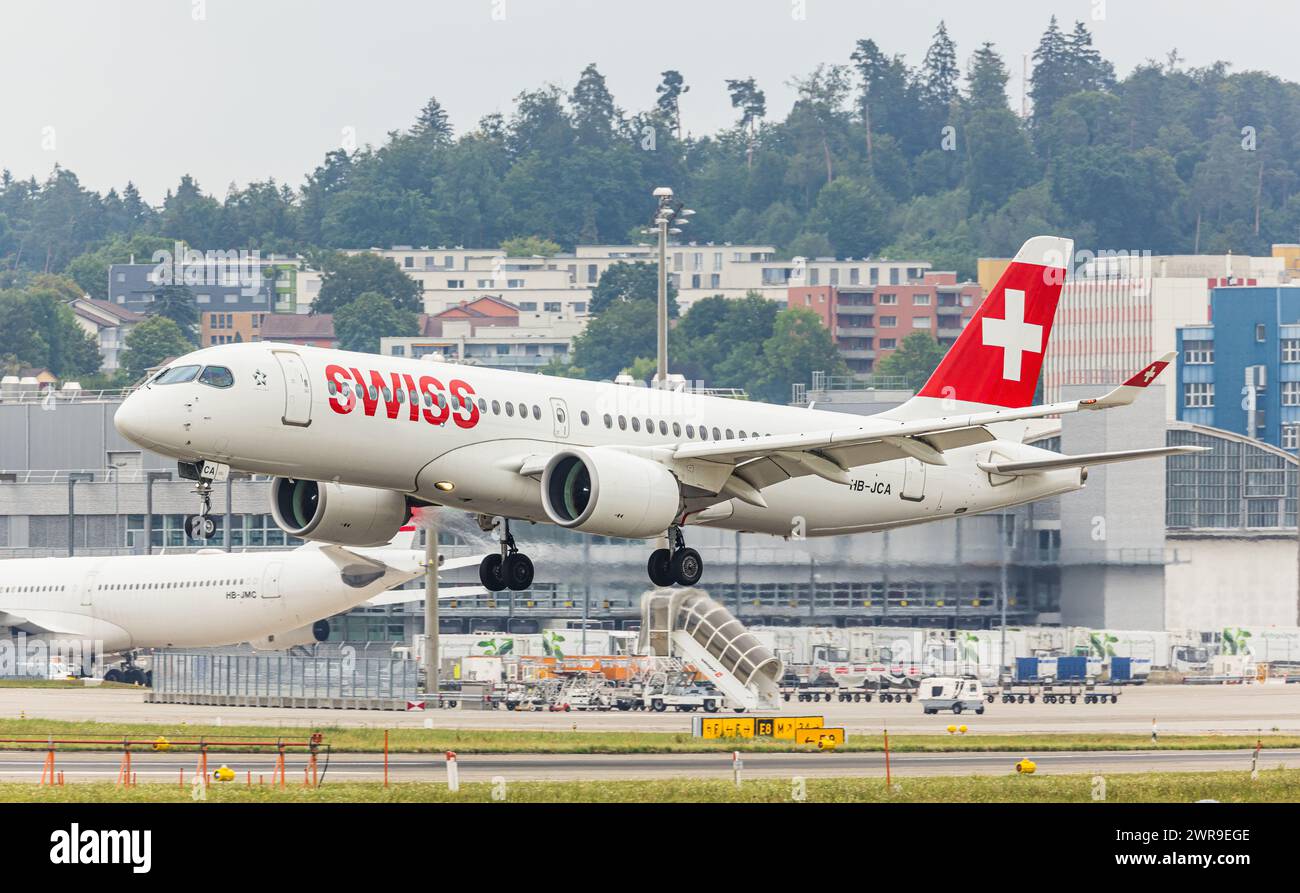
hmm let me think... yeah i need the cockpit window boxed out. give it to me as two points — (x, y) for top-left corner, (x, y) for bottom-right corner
(153, 365), (201, 385)
(198, 366), (235, 389)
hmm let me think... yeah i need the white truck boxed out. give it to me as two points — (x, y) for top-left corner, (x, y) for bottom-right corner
(919, 676), (987, 715)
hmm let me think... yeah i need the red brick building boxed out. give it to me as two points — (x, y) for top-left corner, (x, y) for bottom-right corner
(789, 272), (983, 375)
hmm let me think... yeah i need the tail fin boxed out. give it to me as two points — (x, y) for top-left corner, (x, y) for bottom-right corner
(889, 236), (1072, 417)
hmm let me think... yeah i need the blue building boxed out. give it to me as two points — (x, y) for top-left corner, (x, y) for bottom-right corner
(1177, 286), (1300, 452)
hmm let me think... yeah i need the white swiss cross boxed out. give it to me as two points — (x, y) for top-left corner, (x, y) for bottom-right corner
(982, 288), (1042, 381)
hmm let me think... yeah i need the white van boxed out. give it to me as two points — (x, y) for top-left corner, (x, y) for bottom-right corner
(920, 676), (986, 715)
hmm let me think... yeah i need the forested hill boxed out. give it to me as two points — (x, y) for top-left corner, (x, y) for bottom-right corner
(4, 16), (1300, 289)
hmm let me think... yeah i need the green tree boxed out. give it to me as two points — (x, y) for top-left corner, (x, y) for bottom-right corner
(966, 42), (1010, 112)
(875, 331), (947, 389)
(753, 307), (847, 403)
(333, 291), (419, 354)
(966, 108), (1037, 212)
(589, 261), (678, 316)
(675, 293), (778, 387)
(501, 235), (561, 257)
(312, 251), (423, 315)
(149, 282), (199, 342)
(120, 315), (193, 381)
(64, 233), (173, 300)
(411, 96), (453, 144)
(654, 70), (690, 139)
(569, 298), (658, 380)
(809, 177), (890, 258)
(725, 77), (766, 168)
(1029, 16), (1072, 127)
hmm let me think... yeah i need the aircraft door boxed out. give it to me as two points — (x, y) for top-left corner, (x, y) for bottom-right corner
(274, 350), (312, 427)
(901, 458), (927, 502)
(550, 397), (570, 439)
(261, 561), (283, 599)
(81, 572), (98, 607)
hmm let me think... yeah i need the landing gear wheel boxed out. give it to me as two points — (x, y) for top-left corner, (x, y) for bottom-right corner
(670, 547), (704, 586)
(124, 668), (146, 686)
(479, 554), (506, 592)
(185, 514), (216, 540)
(647, 549), (674, 587)
(104, 668), (124, 683)
(503, 553), (534, 591)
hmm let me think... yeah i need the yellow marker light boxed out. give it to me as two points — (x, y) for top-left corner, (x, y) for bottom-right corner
(151, 736), (171, 752)
(958, 725), (968, 734)
(947, 725), (957, 734)
(1016, 758), (1037, 774)
(213, 765), (236, 783)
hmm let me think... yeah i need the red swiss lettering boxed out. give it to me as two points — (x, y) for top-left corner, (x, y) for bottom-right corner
(326, 364), (355, 414)
(449, 379), (480, 429)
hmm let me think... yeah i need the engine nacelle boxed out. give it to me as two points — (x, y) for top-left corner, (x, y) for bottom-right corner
(271, 478), (409, 547)
(541, 448), (680, 539)
(250, 619), (330, 651)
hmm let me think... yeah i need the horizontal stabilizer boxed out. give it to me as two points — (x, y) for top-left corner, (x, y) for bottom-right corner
(977, 444), (1208, 476)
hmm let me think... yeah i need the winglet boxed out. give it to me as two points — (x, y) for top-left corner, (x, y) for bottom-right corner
(1088, 352), (1176, 409)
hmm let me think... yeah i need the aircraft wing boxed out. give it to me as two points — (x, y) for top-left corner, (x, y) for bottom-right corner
(669, 353), (1179, 503)
(365, 584), (487, 607)
(976, 445), (1207, 477)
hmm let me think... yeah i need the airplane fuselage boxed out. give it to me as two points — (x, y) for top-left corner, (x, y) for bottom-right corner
(115, 342), (1084, 538)
(0, 544), (418, 652)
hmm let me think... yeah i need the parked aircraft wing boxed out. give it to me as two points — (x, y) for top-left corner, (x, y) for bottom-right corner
(364, 584), (487, 607)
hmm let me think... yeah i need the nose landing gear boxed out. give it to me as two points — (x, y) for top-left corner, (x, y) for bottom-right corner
(478, 517), (534, 592)
(184, 478), (216, 540)
(180, 460), (228, 541)
(647, 525), (703, 588)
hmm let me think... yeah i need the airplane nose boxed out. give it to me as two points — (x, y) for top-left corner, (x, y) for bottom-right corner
(114, 391), (156, 448)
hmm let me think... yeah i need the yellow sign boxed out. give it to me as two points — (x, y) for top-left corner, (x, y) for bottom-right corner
(770, 716), (824, 739)
(697, 717), (757, 739)
(795, 727), (845, 748)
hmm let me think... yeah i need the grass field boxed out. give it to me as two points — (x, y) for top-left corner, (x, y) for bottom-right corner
(5, 769), (1299, 802)
(0, 717), (1294, 755)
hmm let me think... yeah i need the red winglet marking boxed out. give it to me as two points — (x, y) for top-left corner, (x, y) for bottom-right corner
(1123, 360), (1168, 388)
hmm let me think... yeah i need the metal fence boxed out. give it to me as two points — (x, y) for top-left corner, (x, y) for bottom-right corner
(149, 647), (419, 708)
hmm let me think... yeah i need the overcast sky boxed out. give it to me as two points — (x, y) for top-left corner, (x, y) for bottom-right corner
(2, 0), (1292, 202)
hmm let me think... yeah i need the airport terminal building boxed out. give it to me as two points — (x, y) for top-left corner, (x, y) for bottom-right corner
(0, 384), (1295, 640)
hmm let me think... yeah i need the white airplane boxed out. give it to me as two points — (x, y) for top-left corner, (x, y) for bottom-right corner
(113, 236), (1205, 593)
(0, 526), (482, 682)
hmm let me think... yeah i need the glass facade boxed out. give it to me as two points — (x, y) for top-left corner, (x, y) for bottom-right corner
(126, 513), (304, 549)
(1166, 427), (1297, 529)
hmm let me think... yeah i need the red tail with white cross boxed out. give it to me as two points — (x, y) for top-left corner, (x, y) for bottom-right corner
(915, 235), (1073, 409)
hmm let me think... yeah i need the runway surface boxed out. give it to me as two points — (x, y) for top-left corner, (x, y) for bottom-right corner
(2, 748), (1295, 782)
(1, 683), (1297, 736)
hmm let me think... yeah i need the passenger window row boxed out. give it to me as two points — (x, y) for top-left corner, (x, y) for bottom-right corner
(327, 380), (770, 443)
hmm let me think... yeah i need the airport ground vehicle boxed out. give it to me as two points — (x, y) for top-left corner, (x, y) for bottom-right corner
(920, 676), (986, 715)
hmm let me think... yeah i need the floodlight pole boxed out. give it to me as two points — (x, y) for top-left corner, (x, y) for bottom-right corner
(424, 515), (440, 703)
(657, 214), (668, 384)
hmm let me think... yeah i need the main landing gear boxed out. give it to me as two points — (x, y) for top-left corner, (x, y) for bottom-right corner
(646, 525), (704, 588)
(478, 517), (535, 592)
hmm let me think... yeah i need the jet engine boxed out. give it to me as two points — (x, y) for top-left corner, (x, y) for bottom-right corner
(250, 619), (330, 651)
(271, 478), (409, 547)
(540, 448), (680, 539)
